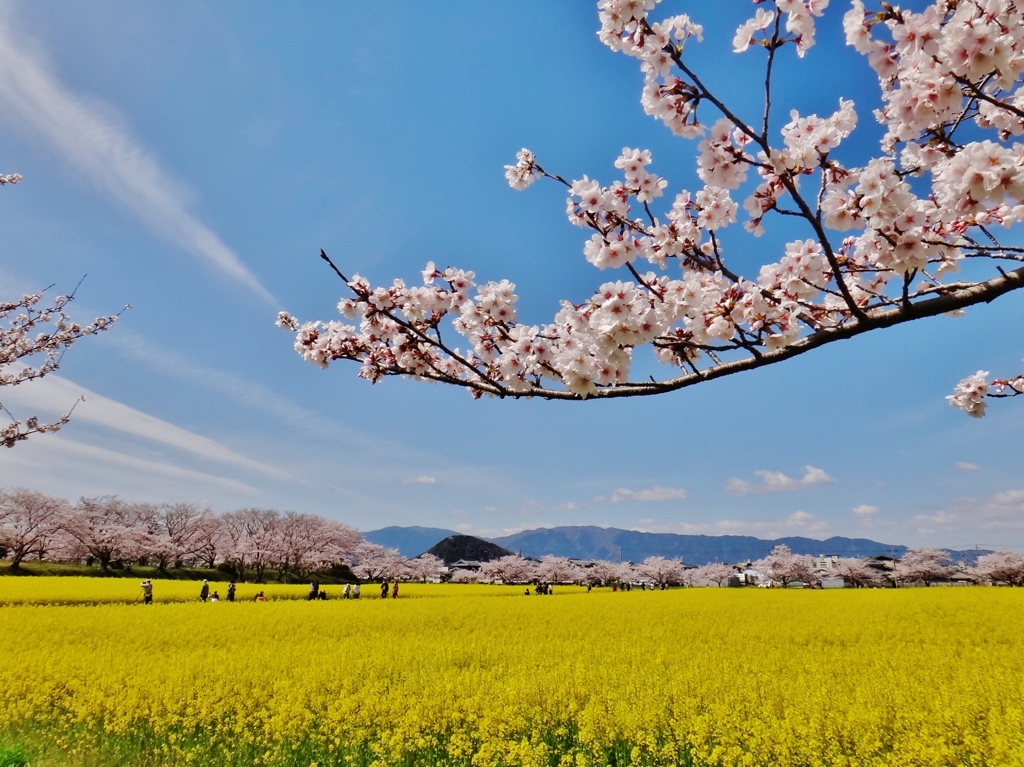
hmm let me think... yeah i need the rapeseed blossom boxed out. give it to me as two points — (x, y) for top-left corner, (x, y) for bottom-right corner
(1, 584), (1022, 766)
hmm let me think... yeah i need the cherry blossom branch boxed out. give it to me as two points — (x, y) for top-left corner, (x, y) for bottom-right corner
(761, 10), (784, 141)
(655, 19), (867, 320)
(1, 280), (126, 446)
(529, 264), (1024, 401)
(283, 1), (1024, 412)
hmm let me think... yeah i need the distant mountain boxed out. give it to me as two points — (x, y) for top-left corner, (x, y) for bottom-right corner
(944, 548), (993, 567)
(490, 526), (908, 566)
(425, 535), (513, 565)
(363, 526), (459, 558)
(368, 525), (988, 567)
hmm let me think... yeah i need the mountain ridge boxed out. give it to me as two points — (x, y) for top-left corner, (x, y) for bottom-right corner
(363, 524), (988, 567)
(490, 526), (909, 566)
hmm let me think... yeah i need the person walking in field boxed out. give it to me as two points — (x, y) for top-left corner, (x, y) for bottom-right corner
(199, 579), (209, 602)
(353, 584), (360, 599)
(227, 581), (236, 603)
(391, 582), (399, 599)
(380, 580), (389, 599)
(308, 580), (320, 601)
(343, 583), (351, 599)
(140, 579), (153, 605)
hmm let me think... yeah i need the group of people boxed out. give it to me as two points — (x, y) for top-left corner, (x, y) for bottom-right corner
(526, 583), (555, 595)
(139, 577), (391, 604)
(199, 579), (239, 602)
(139, 578), (249, 604)
(308, 580), (367, 600)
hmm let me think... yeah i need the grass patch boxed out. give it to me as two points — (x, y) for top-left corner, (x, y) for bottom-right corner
(0, 743), (30, 767)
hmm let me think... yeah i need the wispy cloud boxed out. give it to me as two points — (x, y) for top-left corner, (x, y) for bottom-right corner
(726, 466), (835, 496)
(1, 372), (289, 479)
(0, 21), (276, 305)
(635, 510), (829, 538)
(1, 435), (260, 497)
(454, 522), (561, 539)
(608, 486), (687, 503)
(102, 331), (364, 443)
(852, 504), (881, 517)
(401, 475), (437, 485)
(954, 461), (980, 471)
(914, 490), (1024, 535)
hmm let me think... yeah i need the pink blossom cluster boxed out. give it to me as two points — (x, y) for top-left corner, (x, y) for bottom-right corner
(845, 0), (1024, 144)
(733, 1), (829, 58)
(503, 148), (540, 191)
(279, 250), (824, 398)
(284, 1), (1024, 411)
(947, 370), (992, 417)
(973, 551), (1024, 586)
(1, 289), (122, 447)
(947, 367), (1024, 417)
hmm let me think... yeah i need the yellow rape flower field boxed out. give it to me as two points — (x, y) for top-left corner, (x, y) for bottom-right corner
(0, 577), (537, 607)
(1, 582), (1022, 767)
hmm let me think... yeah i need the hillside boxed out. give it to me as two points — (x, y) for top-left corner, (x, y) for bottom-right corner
(425, 535), (513, 565)
(490, 526), (908, 565)
(363, 525), (988, 567)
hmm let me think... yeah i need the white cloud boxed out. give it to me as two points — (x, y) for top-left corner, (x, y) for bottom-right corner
(609, 486), (688, 503)
(955, 461), (980, 471)
(1, 372), (289, 479)
(852, 504), (881, 517)
(914, 490), (1024, 535)
(726, 465), (835, 496)
(0, 22), (276, 305)
(401, 475), (436, 485)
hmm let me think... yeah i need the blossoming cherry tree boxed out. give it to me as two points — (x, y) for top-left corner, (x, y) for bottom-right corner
(280, 0), (1024, 416)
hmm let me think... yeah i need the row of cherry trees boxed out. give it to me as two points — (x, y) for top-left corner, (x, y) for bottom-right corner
(0, 488), (383, 582)
(4, 489), (1021, 585)
(754, 544), (1024, 587)
(465, 546), (1024, 588)
(449, 553), (724, 587)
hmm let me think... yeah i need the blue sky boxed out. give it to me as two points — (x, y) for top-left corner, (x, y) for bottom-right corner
(1, 1), (1021, 549)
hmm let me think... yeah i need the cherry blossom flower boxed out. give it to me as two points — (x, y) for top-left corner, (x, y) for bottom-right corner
(733, 8), (775, 54)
